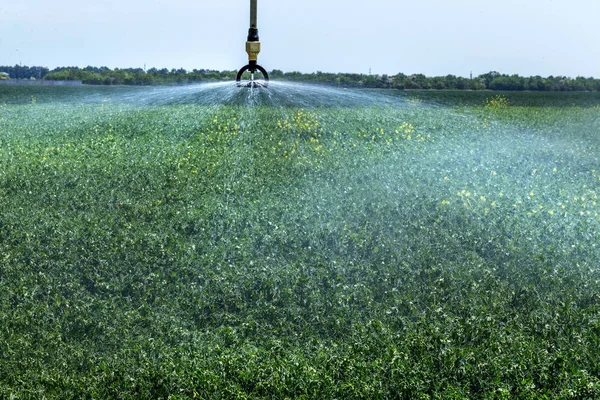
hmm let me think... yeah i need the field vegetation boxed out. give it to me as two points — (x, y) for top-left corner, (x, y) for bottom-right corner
(1, 85), (600, 398)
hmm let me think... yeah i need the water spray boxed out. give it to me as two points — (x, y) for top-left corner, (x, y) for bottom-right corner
(236, 0), (269, 88)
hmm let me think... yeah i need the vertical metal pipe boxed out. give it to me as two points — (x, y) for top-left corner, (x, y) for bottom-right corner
(247, 0), (259, 41)
(238, 0), (268, 85)
(250, 0), (257, 29)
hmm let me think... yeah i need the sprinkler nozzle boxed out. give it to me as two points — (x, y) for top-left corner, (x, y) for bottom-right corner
(237, 39), (268, 86)
(237, 0), (268, 88)
(236, 62), (269, 87)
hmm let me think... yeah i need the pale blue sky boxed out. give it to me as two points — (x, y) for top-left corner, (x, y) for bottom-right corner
(1, 0), (598, 77)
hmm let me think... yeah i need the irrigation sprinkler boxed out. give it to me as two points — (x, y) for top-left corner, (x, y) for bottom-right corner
(236, 0), (269, 88)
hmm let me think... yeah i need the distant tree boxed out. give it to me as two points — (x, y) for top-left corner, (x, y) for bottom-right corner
(9, 64), (594, 90)
(570, 77), (588, 91)
(270, 69), (284, 79)
(478, 71), (500, 89)
(585, 77), (600, 91)
(391, 73), (407, 89)
(444, 75), (458, 89)
(431, 77), (447, 90)
(411, 74), (430, 89)
(404, 79), (421, 90)
(380, 74), (392, 88)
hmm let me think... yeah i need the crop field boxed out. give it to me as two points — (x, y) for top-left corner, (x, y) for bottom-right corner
(1, 84), (600, 398)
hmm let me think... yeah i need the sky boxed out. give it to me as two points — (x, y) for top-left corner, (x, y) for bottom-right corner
(0, 0), (599, 78)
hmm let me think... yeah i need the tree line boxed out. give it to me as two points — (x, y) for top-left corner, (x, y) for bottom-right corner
(1, 65), (599, 91)
(0, 65), (50, 80)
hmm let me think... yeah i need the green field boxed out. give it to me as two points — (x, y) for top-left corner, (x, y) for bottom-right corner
(1, 84), (600, 398)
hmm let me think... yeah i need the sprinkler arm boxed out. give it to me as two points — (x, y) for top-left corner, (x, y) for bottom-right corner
(246, 0), (261, 70)
(237, 0), (268, 86)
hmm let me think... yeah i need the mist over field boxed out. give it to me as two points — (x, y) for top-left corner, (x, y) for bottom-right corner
(1, 83), (600, 398)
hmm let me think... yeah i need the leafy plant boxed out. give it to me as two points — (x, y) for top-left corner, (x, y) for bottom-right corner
(0, 85), (599, 398)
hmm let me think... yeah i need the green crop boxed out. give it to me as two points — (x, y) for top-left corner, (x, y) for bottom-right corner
(1, 86), (600, 398)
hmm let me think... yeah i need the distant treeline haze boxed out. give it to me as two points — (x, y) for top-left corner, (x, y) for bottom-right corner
(1, 65), (599, 91)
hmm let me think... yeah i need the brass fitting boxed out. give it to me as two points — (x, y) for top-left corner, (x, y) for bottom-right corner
(246, 41), (261, 62)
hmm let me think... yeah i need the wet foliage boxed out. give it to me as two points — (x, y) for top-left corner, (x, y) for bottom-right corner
(1, 85), (600, 398)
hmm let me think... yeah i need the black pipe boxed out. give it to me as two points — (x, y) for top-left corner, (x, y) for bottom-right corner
(248, 28), (259, 42)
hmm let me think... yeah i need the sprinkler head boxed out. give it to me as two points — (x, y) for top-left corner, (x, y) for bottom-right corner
(236, 62), (269, 88)
(237, 0), (268, 88)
